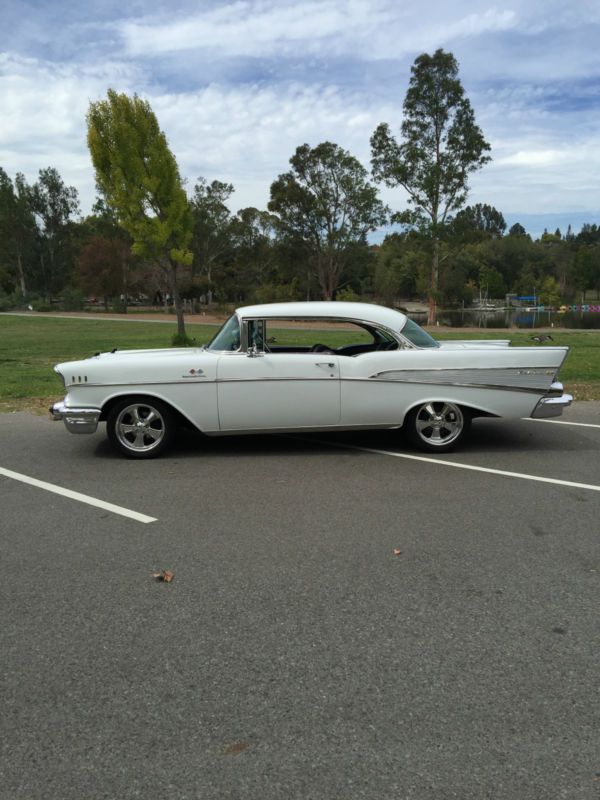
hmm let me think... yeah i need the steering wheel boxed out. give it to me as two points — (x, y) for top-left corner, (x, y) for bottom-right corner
(310, 343), (334, 353)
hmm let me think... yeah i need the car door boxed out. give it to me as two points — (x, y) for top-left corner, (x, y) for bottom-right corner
(217, 351), (341, 430)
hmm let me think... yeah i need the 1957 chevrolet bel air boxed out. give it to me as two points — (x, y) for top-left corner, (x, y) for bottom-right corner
(51, 301), (572, 458)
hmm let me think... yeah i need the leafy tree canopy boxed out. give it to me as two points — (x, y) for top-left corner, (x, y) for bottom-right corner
(269, 141), (387, 299)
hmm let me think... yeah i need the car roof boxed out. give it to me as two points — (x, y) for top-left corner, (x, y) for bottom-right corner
(235, 301), (408, 331)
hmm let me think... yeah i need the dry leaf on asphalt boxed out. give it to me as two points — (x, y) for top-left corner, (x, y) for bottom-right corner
(151, 570), (174, 583)
(393, 548), (402, 556)
(224, 741), (250, 756)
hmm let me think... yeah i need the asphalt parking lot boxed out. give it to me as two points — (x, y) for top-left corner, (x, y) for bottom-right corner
(1, 405), (599, 800)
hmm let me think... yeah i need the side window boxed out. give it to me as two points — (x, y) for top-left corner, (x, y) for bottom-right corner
(247, 319), (266, 350)
(256, 319), (382, 354)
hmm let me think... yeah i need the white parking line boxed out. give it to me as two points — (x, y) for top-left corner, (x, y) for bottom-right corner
(525, 418), (600, 429)
(309, 440), (600, 493)
(0, 467), (157, 523)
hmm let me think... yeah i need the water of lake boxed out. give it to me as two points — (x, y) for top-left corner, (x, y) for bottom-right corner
(409, 309), (600, 329)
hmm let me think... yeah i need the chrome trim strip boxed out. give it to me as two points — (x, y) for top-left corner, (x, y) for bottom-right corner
(206, 423), (403, 436)
(367, 366), (557, 393)
(358, 378), (553, 395)
(66, 376), (562, 394)
(369, 366), (557, 377)
(66, 379), (211, 387)
(239, 314), (408, 350)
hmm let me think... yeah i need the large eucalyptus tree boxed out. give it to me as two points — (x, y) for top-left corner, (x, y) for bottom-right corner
(371, 49), (491, 323)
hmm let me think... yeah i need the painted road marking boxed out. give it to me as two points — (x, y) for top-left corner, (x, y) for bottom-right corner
(308, 440), (600, 494)
(0, 467), (157, 523)
(525, 418), (600, 429)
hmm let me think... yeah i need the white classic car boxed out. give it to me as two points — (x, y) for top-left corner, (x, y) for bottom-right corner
(51, 301), (572, 458)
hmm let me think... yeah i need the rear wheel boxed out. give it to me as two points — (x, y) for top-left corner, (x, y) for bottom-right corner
(106, 398), (175, 459)
(404, 401), (470, 453)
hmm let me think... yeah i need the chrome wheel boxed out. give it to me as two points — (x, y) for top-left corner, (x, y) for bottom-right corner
(107, 399), (175, 458)
(407, 402), (469, 452)
(115, 403), (165, 453)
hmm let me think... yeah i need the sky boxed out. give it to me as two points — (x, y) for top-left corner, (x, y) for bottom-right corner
(1, 0), (599, 238)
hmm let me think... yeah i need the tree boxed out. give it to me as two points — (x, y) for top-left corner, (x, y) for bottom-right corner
(538, 276), (561, 307)
(269, 141), (387, 300)
(371, 48), (491, 323)
(228, 207), (282, 299)
(453, 204), (506, 239)
(29, 167), (80, 297)
(508, 222), (528, 237)
(190, 178), (234, 299)
(571, 246), (600, 299)
(87, 90), (193, 339)
(0, 169), (38, 296)
(75, 235), (135, 309)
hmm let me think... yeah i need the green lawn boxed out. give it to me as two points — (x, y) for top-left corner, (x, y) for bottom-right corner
(1, 314), (598, 412)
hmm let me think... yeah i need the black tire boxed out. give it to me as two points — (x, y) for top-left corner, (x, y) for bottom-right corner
(106, 397), (176, 459)
(404, 401), (470, 453)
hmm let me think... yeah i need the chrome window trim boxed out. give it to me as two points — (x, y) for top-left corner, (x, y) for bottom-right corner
(238, 315), (408, 350)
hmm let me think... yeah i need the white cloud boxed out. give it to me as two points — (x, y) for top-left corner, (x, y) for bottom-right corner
(118, 0), (518, 61)
(1, 0), (599, 221)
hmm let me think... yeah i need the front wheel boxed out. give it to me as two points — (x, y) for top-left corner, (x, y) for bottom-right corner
(106, 398), (175, 459)
(404, 402), (470, 453)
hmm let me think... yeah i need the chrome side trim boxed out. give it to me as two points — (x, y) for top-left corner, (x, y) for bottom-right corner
(368, 367), (557, 392)
(66, 379), (211, 388)
(205, 423), (403, 437)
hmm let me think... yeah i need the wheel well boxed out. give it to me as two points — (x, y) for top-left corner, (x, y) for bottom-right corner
(99, 394), (196, 430)
(405, 401), (497, 421)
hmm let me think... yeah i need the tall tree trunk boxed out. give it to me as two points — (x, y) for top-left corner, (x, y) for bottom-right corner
(427, 239), (439, 325)
(121, 253), (128, 314)
(16, 247), (26, 296)
(168, 260), (186, 340)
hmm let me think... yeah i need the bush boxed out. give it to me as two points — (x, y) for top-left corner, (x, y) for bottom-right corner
(171, 332), (197, 347)
(61, 288), (86, 311)
(0, 292), (17, 311)
(251, 280), (301, 304)
(335, 287), (361, 302)
(31, 300), (53, 312)
(111, 298), (126, 313)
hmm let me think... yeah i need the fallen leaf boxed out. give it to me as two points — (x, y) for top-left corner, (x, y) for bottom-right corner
(224, 740), (250, 756)
(393, 548), (402, 556)
(151, 570), (174, 583)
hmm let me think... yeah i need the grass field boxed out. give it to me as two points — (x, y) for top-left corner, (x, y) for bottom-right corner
(1, 313), (599, 412)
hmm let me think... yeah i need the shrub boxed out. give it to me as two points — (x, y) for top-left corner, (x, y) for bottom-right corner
(31, 300), (53, 312)
(171, 332), (197, 347)
(0, 292), (17, 311)
(251, 279), (302, 304)
(335, 287), (361, 302)
(61, 288), (86, 311)
(110, 298), (126, 313)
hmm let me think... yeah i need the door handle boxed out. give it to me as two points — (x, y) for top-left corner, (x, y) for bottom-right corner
(315, 362), (335, 368)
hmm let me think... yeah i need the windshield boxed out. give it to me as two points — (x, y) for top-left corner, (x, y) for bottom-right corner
(400, 318), (439, 349)
(206, 314), (241, 351)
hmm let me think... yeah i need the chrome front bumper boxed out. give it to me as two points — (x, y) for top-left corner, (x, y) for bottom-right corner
(532, 383), (573, 419)
(50, 401), (101, 434)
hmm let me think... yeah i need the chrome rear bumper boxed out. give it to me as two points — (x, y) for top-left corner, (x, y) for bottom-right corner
(532, 383), (573, 419)
(50, 401), (101, 434)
